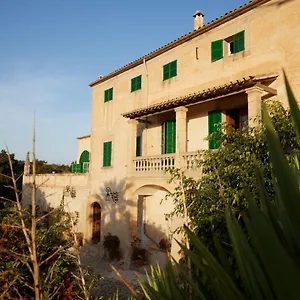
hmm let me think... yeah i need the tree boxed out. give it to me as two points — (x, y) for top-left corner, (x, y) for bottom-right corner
(0, 150), (24, 207)
(167, 99), (300, 252)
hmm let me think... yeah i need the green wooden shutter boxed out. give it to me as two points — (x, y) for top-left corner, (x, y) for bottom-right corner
(163, 64), (169, 81)
(103, 141), (112, 167)
(137, 75), (142, 90)
(136, 136), (142, 156)
(163, 120), (176, 154)
(163, 61), (177, 81)
(131, 75), (142, 92)
(161, 122), (166, 154)
(104, 88), (113, 102)
(233, 31), (245, 53)
(211, 40), (223, 62)
(72, 163), (82, 173)
(208, 111), (222, 149)
(79, 150), (89, 163)
(170, 60), (177, 78)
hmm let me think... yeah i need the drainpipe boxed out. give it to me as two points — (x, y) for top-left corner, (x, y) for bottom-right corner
(143, 58), (149, 156)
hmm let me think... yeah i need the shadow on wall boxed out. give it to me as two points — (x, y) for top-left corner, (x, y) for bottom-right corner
(22, 183), (53, 213)
(85, 178), (170, 265)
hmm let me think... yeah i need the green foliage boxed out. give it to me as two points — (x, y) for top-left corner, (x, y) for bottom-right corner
(167, 99), (300, 251)
(33, 159), (71, 174)
(0, 200), (84, 299)
(137, 74), (300, 299)
(0, 150), (23, 204)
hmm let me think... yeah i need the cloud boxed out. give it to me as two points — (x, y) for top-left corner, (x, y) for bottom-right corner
(0, 64), (90, 164)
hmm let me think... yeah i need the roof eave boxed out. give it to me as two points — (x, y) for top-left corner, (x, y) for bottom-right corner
(122, 74), (278, 119)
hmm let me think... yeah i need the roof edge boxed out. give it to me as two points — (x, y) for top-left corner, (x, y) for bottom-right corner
(77, 134), (91, 140)
(89, 0), (271, 87)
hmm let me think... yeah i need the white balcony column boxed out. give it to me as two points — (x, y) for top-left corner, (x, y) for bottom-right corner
(246, 86), (264, 127)
(175, 106), (188, 168)
(127, 119), (139, 173)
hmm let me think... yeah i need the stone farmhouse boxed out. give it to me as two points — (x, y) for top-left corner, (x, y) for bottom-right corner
(22, 0), (300, 263)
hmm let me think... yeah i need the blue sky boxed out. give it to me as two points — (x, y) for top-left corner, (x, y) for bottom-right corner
(0, 0), (247, 164)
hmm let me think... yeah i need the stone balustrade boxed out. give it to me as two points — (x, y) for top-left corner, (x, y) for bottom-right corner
(133, 152), (200, 172)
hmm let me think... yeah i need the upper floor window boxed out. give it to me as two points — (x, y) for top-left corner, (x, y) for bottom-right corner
(104, 88), (113, 102)
(163, 60), (177, 81)
(211, 40), (223, 62)
(131, 75), (142, 92)
(211, 30), (245, 62)
(226, 31), (245, 55)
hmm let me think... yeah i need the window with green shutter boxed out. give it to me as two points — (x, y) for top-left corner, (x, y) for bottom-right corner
(131, 75), (142, 92)
(136, 136), (142, 157)
(79, 150), (89, 163)
(233, 31), (245, 53)
(162, 120), (176, 154)
(103, 141), (112, 167)
(211, 40), (223, 62)
(163, 60), (177, 81)
(208, 111), (222, 150)
(104, 88), (113, 102)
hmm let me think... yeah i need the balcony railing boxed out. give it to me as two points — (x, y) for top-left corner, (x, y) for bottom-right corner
(133, 152), (199, 172)
(134, 154), (176, 172)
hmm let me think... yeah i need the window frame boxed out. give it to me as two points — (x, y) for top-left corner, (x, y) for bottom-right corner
(131, 75), (142, 92)
(103, 141), (112, 167)
(104, 88), (113, 102)
(211, 39), (224, 62)
(163, 60), (177, 81)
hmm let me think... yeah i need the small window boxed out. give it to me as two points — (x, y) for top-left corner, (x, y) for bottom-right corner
(226, 31), (245, 55)
(103, 141), (112, 167)
(163, 60), (177, 81)
(211, 40), (223, 62)
(104, 88), (113, 102)
(131, 75), (142, 92)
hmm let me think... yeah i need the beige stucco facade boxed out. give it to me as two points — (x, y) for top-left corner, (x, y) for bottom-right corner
(23, 0), (300, 264)
(76, 135), (91, 163)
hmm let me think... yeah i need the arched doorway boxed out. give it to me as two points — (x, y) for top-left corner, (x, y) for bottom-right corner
(92, 202), (101, 243)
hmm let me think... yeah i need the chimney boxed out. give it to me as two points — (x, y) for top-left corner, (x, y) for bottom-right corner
(193, 10), (204, 30)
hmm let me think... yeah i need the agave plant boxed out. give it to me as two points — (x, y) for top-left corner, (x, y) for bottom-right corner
(136, 72), (300, 300)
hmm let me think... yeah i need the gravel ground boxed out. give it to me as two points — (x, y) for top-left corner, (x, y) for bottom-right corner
(90, 277), (141, 300)
(80, 243), (148, 299)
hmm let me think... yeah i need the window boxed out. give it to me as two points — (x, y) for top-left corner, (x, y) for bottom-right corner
(226, 31), (245, 55)
(79, 150), (90, 173)
(163, 60), (177, 81)
(104, 88), (113, 102)
(211, 40), (223, 62)
(131, 75), (142, 92)
(226, 107), (248, 130)
(162, 120), (176, 154)
(208, 110), (222, 149)
(103, 141), (112, 167)
(136, 136), (142, 157)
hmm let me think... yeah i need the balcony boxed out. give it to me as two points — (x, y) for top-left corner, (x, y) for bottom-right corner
(133, 152), (200, 174)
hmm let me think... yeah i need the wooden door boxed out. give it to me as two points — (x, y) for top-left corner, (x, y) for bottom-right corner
(92, 203), (101, 243)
